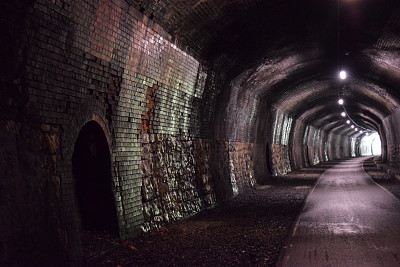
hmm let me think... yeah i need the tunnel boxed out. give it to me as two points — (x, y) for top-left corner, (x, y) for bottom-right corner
(1, 0), (400, 266)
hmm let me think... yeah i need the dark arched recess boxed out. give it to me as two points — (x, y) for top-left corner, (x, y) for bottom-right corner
(72, 121), (119, 235)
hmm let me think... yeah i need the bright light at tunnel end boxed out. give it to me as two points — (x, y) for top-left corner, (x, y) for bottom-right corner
(339, 70), (347, 80)
(360, 132), (382, 156)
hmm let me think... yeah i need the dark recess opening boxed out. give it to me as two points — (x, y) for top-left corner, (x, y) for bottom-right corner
(72, 121), (119, 235)
(266, 142), (272, 174)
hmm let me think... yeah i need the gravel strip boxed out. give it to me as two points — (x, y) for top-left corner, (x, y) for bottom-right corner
(364, 158), (400, 199)
(85, 172), (321, 267)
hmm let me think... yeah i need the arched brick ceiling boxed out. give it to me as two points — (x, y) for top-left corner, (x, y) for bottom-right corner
(282, 76), (397, 112)
(253, 61), (400, 133)
(250, 66), (397, 135)
(294, 97), (386, 122)
(296, 104), (381, 135)
(126, 0), (398, 69)
(130, 0), (400, 136)
(126, 0), (314, 59)
(297, 105), (380, 130)
(335, 126), (361, 137)
(287, 83), (392, 127)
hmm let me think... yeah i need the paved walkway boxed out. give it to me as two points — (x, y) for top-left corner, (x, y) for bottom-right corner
(279, 157), (400, 267)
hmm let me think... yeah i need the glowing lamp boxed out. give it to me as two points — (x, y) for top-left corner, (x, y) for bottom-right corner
(339, 70), (347, 80)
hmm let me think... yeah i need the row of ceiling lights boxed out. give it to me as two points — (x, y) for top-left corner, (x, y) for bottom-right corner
(335, 2), (375, 138)
(337, 70), (373, 136)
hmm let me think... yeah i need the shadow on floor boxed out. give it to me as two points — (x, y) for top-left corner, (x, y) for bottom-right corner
(90, 163), (329, 266)
(268, 159), (347, 186)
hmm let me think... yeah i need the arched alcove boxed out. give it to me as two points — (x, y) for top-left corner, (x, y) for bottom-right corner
(72, 121), (119, 235)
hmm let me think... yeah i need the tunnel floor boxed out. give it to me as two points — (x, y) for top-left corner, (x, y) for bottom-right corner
(279, 157), (400, 267)
(88, 158), (400, 266)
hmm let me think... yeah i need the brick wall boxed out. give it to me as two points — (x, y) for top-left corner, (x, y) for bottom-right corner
(2, 0), (391, 265)
(270, 109), (292, 175)
(272, 111), (354, 176)
(0, 0), (219, 265)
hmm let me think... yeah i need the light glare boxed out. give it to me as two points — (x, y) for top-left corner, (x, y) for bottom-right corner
(340, 70), (347, 80)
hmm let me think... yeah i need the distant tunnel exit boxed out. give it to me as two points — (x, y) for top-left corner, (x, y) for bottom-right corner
(72, 121), (119, 235)
(360, 133), (382, 156)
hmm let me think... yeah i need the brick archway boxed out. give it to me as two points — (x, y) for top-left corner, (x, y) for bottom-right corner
(72, 120), (119, 235)
(59, 101), (122, 264)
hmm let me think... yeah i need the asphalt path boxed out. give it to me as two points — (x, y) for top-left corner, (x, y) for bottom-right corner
(278, 157), (400, 267)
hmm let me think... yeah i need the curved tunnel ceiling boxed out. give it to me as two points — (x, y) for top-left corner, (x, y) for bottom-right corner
(274, 77), (397, 133)
(131, 0), (400, 138)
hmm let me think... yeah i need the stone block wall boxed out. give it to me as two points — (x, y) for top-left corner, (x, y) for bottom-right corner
(209, 140), (256, 201)
(140, 134), (216, 231)
(271, 144), (291, 175)
(0, 121), (65, 266)
(227, 141), (256, 193)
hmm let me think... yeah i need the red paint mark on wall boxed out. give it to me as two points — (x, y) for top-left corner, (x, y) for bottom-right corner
(142, 84), (159, 133)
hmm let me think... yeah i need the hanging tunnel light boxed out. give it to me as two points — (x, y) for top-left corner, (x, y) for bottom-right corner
(360, 130), (363, 134)
(341, 112), (346, 117)
(339, 70), (347, 80)
(351, 125), (355, 128)
(338, 98), (344, 105)
(346, 120), (350, 124)
(355, 128), (358, 131)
